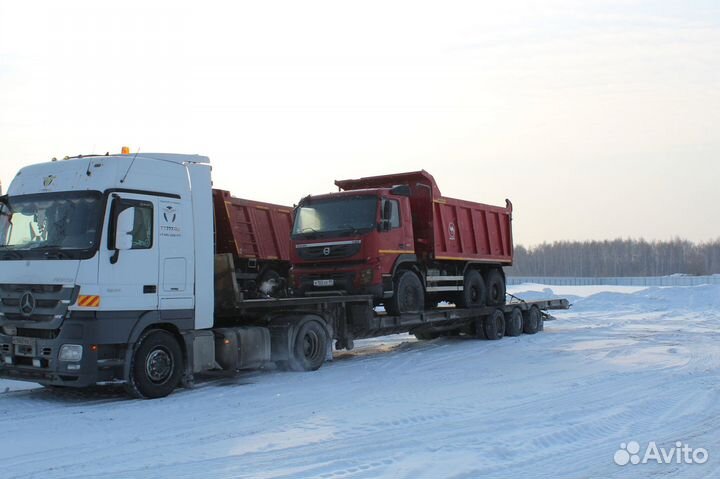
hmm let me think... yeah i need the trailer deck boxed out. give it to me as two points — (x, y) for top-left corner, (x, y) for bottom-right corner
(220, 294), (570, 348)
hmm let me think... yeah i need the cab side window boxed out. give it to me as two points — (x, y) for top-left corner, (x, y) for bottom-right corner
(382, 199), (401, 229)
(130, 204), (153, 249)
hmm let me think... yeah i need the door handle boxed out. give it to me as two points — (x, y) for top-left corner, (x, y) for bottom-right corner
(143, 285), (157, 294)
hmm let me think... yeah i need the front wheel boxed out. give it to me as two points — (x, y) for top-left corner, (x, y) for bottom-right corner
(385, 271), (424, 315)
(126, 330), (183, 399)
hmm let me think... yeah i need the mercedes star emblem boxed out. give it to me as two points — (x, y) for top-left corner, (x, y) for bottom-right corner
(20, 292), (35, 317)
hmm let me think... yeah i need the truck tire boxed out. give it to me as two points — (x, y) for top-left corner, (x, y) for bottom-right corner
(126, 330), (183, 399)
(458, 269), (486, 308)
(385, 271), (424, 315)
(505, 307), (523, 337)
(483, 309), (506, 340)
(523, 306), (541, 334)
(289, 321), (328, 371)
(486, 269), (506, 306)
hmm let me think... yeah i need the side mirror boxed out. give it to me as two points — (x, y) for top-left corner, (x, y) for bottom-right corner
(382, 200), (392, 221)
(377, 219), (391, 232)
(110, 205), (135, 264)
(115, 207), (135, 251)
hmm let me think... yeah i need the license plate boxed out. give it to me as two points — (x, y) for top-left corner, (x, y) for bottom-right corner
(313, 279), (334, 287)
(12, 337), (34, 346)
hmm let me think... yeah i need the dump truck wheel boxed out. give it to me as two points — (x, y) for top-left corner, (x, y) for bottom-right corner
(484, 309), (506, 340)
(385, 271), (424, 315)
(486, 269), (506, 306)
(505, 307), (523, 337)
(289, 321), (328, 371)
(523, 306), (541, 334)
(126, 330), (183, 399)
(458, 269), (486, 308)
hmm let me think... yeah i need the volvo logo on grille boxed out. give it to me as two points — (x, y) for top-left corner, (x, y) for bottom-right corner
(323, 247), (331, 256)
(20, 292), (35, 317)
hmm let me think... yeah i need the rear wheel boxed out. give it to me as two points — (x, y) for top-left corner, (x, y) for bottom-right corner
(523, 306), (542, 334)
(126, 330), (183, 399)
(457, 269), (486, 308)
(289, 321), (328, 371)
(505, 307), (523, 337)
(385, 271), (424, 315)
(483, 309), (506, 340)
(486, 269), (506, 306)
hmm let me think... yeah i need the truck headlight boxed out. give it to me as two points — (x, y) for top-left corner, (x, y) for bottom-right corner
(2, 326), (17, 336)
(359, 267), (374, 285)
(59, 344), (83, 362)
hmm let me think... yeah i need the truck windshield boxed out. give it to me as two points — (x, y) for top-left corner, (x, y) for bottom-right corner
(0, 191), (103, 260)
(292, 196), (377, 239)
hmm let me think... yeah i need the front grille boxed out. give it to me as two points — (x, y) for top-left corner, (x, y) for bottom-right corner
(16, 328), (59, 339)
(297, 242), (361, 260)
(0, 284), (63, 294)
(0, 284), (76, 326)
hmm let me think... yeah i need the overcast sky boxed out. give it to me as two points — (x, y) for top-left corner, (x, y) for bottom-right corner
(0, 0), (718, 246)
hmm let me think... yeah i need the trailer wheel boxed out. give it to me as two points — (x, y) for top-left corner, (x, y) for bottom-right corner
(486, 269), (506, 306)
(126, 330), (183, 399)
(483, 309), (506, 340)
(289, 321), (328, 371)
(505, 307), (523, 337)
(523, 306), (541, 334)
(458, 269), (486, 308)
(385, 271), (424, 315)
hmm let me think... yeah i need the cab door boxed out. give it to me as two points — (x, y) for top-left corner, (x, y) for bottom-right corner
(98, 193), (159, 311)
(377, 196), (413, 275)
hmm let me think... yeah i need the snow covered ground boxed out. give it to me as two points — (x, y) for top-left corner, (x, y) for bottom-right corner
(2, 284), (720, 478)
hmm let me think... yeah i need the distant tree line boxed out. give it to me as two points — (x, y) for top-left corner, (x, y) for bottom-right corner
(506, 238), (720, 277)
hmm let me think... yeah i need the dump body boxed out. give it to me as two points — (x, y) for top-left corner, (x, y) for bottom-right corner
(334, 170), (513, 264)
(213, 189), (292, 263)
(212, 189), (293, 295)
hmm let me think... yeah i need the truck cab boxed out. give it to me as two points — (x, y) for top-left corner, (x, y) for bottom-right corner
(0, 152), (215, 397)
(290, 186), (414, 301)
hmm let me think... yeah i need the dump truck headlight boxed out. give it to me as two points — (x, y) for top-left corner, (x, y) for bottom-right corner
(359, 267), (374, 285)
(59, 344), (83, 362)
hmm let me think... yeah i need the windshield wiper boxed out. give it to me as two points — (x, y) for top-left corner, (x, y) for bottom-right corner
(26, 244), (73, 259)
(339, 223), (360, 235)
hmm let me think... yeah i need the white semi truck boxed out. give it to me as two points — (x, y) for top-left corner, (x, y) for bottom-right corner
(0, 152), (568, 398)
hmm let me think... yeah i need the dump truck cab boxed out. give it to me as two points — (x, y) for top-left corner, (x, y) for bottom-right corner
(290, 186), (414, 299)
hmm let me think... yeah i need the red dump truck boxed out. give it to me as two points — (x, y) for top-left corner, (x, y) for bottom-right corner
(290, 170), (513, 314)
(212, 189), (292, 297)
